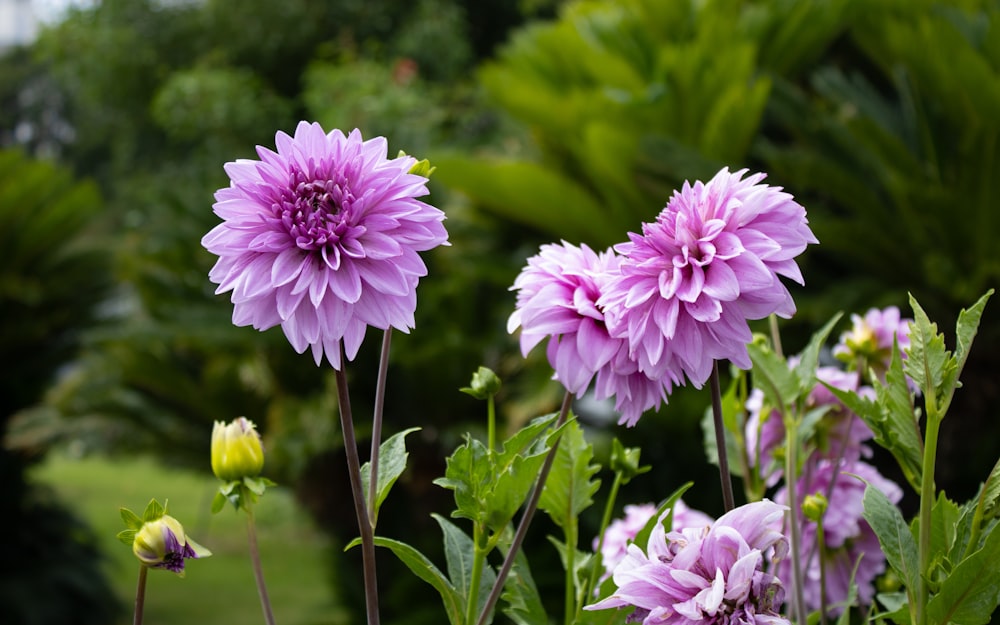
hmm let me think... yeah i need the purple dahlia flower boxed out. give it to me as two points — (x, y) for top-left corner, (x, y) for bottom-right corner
(202, 122), (448, 369)
(776, 459), (902, 613)
(508, 241), (671, 425)
(600, 168), (817, 388)
(587, 500), (790, 625)
(594, 501), (714, 585)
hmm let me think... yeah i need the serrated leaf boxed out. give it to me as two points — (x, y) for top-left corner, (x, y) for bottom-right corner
(371, 535), (464, 625)
(904, 293), (955, 409)
(500, 546), (548, 625)
(435, 437), (492, 526)
(432, 514), (496, 622)
(747, 340), (800, 409)
(863, 485), (920, 599)
(954, 290), (992, 384)
(976, 457), (1000, 522)
(142, 498), (165, 523)
(930, 491), (961, 570)
(927, 522), (1000, 625)
(360, 427), (421, 523)
(538, 420), (601, 529)
(120, 507), (143, 531)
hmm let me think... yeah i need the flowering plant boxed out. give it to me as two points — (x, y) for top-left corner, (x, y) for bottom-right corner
(118, 123), (998, 625)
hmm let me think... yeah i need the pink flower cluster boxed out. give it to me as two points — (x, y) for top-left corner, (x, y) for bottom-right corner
(586, 500), (790, 625)
(509, 168), (816, 425)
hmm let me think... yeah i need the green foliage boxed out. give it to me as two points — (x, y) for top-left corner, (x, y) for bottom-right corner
(538, 419), (601, 529)
(864, 484), (921, 616)
(360, 427), (422, 523)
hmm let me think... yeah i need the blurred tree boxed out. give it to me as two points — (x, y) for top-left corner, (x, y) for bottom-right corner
(0, 148), (120, 625)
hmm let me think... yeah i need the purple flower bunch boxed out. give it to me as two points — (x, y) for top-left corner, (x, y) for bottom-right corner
(202, 122), (448, 370)
(509, 168), (817, 425)
(586, 500), (791, 625)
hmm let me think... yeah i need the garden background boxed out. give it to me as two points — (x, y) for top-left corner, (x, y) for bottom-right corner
(2, 0), (998, 623)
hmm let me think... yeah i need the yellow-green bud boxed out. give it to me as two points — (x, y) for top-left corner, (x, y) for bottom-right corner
(132, 514), (211, 575)
(802, 492), (828, 523)
(460, 366), (502, 399)
(211, 417), (264, 482)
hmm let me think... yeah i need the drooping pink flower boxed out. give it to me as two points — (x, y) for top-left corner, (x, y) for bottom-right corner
(775, 459), (902, 614)
(600, 168), (817, 388)
(586, 500), (790, 625)
(594, 501), (714, 585)
(833, 306), (913, 385)
(507, 241), (672, 425)
(202, 122), (448, 369)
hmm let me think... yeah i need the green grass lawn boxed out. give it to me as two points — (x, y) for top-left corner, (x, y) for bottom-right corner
(31, 452), (348, 625)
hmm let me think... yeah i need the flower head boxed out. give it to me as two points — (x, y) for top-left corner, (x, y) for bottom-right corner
(508, 241), (671, 425)
(587, 500), (789, 625)
(833, 306), (913, 384)
(600, 168), (817, 387)
(594, 500), (714, 585)
(120, 500), (210, 576)
(212, 417), (265, 482)
(202, 122), (448, 369)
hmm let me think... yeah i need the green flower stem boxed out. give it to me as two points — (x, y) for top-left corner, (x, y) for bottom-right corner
(582, 471), (624, 608)
(916, 398), (942, 625)
(466, 528), (487, 625)
(784, 415), (807, 625)
(132, 564), (147, 625)
(563, 516), (578, 625)
(487, 392), (496, 452)
(246, 506), (277, 625)
(476, 391), (574, 625)
(816, 520), (828, 625)
(710, 361), (736, 512)
(334, 347), (380, 625)
(368, 328), (393, 527)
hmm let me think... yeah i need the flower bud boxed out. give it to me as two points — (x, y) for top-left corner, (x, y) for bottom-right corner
(460, 366), (502, 399)
(211, 417), (264, 482)
(802, 492), (829, 523)
(132, 514), (210, 575)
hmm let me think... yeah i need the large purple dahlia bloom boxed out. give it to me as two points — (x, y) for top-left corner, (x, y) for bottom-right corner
(600, 168), (817, 387)
(587, 500), (790, 625)
(202, 122), (448, 369)
(508, 241), (671, 425)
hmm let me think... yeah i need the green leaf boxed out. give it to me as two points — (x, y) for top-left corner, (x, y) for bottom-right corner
(432, 514), (496, 620)
(873, 592), (911, 625)
(538, 419), (601, 529)
(116, 529), (136, 547)
(976, 456), (1000, 522)
(210, 491), (227, 514)
(863, 484), (920, 601)
(120, 507), (143, 531)
(360, 427), (421, 523)
(500, 546), (549, 625)
(243, 476), (269, 496)
(954, 290), (992, 384)
(142, 498), (165, 523)
(792, 312), (844, 392)
(700, 374), (744, 474)
(747, 339), (800, 409)
(371, 536), (464, 625)
(608, 438), (650, 485)
(927, 522), (1000, 625)
(904, 293), (955, 410)
(930, 492), (961, 573)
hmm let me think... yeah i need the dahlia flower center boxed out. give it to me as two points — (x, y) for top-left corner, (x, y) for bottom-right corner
(280, 174), (355, 252)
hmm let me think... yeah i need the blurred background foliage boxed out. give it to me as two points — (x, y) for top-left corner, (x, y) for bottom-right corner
(1, 0), (998, 623)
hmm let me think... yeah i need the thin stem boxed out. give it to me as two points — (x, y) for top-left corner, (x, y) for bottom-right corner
(476, 391), (574, 625)
(466, 528), (486, 625)
(768, 314), (784, 359)
(368, 328), (393, 527)
(132, 564), (147, 625)
(710, 361), (736, 512)
(487, 393), (496, 452)
(246, 506), (277, 625)
(563, 517), (578, 625)
(582, 472), (623, 607)
(916, 401), (941, 625)
(816, 520), (828, 625)
(784, 415), (808, 625)
(334, 345), (381, 625)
